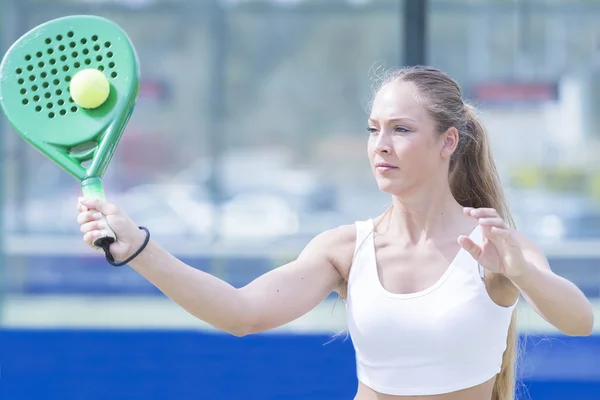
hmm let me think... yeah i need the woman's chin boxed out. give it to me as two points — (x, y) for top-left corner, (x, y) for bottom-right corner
(376, 179), (404, 196)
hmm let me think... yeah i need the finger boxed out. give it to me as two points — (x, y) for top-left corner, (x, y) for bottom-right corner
(465, 207), (500, 218)
(83, 229), (101, 245)
(77, 197), (88, 211)
(80, 197), (118, 215)
(458, 235), (482, 260)
(488, 226), (520, 247)
(477, 217), (506, 228)
(79, 219), (107, 233)
(77, 210), (103, 225)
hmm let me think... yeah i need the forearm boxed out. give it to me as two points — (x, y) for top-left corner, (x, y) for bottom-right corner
(128, 240), (251, 335)
(510, 262), (594, 336)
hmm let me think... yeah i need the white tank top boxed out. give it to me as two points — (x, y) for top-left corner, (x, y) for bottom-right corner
(345, 219), (517, 396)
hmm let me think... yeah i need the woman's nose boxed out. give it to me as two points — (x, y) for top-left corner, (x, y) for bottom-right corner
(374, 133), (392, 154)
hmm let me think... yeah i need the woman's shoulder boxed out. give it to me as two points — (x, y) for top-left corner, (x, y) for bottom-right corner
(309, 222), (363, 281)
(312, 223), (358, 253)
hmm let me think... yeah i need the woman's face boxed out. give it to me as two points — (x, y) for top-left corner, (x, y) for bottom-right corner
(367, 81), (454, 197)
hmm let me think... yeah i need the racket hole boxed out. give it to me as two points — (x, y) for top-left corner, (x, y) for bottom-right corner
(58, 99), (65, 105)
(49, 58), (56, 65)
(42, 82), (49, 88)
(47, 48), (54, 55)
(45, 92), (51, 99)
(74, 62), (81, 68)
(47, 103), (53, 109)
(38, 62), (44, 68)
(84, 59), (91, 65)
(83, 49), (89, 55)
(56, 35), (63, 41)
(65, 76), (72, 83)
(59, 45), (65, 51)
(60, 55), (67, 62)
(22, 99), (29, 105)
(68, 31), (74, 38)
(63, 66), (69, 72)
(53, 79), (60, 85)
(98, 65), (105, 72)
(35, 105), (42, 112)
(81, 38), (87, 45)
(69, 42), (76, 48)
(92, 35), (98, 41)
(104, 42), (111, 48)
(29, 75), (36, 82)
(107, 52), (113, 58)
(69, 97), (74, 103)
(25, 55), (32, 61)
(93, 45), (101, 52)
(111, 72), (118, 78)
(51, 69), (58, 75)
(96, 55), (103, 62)
(40, 72), (48, 78)
(56, 89), (63, 96)
(72, 52), (78, 58)
(45, 38), (52, 45)
(48, 112), (55, 119)
(33, 95), (40, 101)
(31, 85), (38, 91)
(18, 78), (25, 85)
(60, 109), (66, 116)
(36, 51), (43, 58)
(108, 62), (115, 69)
(20, 88), (26, 95)
(16, 68), (22, 74)
(71, 106), (78, 113)
(27, 65), (33, 71)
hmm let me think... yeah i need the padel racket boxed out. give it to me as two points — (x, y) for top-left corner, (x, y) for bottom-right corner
(0, 15), (140, 258)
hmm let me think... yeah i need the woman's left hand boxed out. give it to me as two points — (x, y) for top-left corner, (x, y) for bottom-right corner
(458, 207), (528, 278)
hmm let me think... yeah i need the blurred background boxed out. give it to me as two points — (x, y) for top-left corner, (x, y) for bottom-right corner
(1, 0), (600, 399)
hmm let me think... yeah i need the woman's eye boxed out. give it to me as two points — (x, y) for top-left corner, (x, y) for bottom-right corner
(394, 126), (409, 133)
(367, 127), (378, 134)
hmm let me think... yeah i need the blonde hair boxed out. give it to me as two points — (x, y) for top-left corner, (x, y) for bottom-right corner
(342, 66), (519, 399)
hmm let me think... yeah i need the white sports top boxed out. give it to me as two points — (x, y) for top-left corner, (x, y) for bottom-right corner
(345, 219), (517, 396)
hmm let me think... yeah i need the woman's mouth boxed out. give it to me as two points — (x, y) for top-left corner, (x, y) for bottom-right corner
(375, 162), (398, 173)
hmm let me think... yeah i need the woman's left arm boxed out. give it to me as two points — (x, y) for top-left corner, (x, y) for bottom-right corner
(508, 233), (594, 336)
(460, 207), (595, 337)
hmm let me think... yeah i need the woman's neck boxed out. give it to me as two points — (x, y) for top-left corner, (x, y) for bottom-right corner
(380, 181), (468, 243)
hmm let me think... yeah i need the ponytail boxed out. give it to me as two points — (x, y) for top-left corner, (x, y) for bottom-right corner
(453, 104), (518, 400)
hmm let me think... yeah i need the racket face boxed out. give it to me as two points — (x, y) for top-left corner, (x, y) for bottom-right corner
(0, 15), (140, 181)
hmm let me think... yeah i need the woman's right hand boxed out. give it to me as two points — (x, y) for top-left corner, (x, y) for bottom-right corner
(77, 197), (147, 261)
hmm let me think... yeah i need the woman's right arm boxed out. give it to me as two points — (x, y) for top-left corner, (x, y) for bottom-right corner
(77, 197), (355, 336)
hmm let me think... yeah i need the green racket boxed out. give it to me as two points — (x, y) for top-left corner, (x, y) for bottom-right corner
(0, 15), (140, 255)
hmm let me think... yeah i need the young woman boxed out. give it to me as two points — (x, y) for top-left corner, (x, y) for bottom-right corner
(76, 66), (594, 400)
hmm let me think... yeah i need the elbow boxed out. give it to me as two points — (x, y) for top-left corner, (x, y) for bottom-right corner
(206, 321), (252, 337)
(227, 323), (255, 337)
(227, 322), (264, 337)
(562, 312), (595, 337)
(563, 326), (593, 337)
(221, 313), (260, 337)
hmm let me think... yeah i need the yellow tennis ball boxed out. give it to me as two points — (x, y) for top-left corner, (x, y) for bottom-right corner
(69, 68), (110, 109)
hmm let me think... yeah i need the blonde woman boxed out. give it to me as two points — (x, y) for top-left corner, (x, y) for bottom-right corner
(77, 66), (594, 400)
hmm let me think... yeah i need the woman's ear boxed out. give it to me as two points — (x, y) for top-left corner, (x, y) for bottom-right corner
(441, 127), (459, 159)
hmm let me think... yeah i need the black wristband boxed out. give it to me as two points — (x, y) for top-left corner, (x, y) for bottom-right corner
(97, 226), (150, 267)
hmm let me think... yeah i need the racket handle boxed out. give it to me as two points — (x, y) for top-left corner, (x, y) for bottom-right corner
(81, 177), (117, 248)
